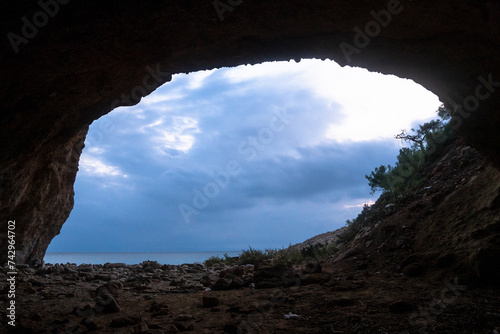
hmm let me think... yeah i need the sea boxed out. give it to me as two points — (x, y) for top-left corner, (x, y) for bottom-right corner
(43, 251), (241, 266)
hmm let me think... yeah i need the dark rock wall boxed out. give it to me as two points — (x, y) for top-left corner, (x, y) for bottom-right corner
(0, 128), (86, 265)
(1, 0), (499, 264)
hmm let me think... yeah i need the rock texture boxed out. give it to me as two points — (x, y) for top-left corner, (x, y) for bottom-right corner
(0, 128), (86, 265)
(1, 1), (500, 264)
(332, 138), (500, 286)
(288, 227), (347, 252)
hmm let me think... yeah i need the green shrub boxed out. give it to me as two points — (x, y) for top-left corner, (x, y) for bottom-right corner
(238, 246), (271, 265)
(365, 146), (424, 198)
(204, 255), (225, 267)
(204, 244), (340, 267)
(366, 108), (452, 198)
(264, 247), (302, 265)
(348, 106), (454, 244)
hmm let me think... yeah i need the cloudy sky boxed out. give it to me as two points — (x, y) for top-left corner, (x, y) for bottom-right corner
(47, 59), (441, 253)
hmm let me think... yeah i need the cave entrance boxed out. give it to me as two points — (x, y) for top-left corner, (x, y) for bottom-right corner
(45, 59), (441, 263)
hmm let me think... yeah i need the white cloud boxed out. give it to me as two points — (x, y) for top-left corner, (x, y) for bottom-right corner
(112, 106), (146, 116)
(86, 147), (105, 154)
(150, 116), (200, 154)
(222, 59), (441, 143)
(184, 69), (217, 89)
(142, 91), (186, 105)
(79, 155), (126, 178)
(140, 117), (165, 133)
(343, 199), (376, 209)
(223, 60), (302, 83)
(139, 69), (216, 106)
(297, 62), (441, 142)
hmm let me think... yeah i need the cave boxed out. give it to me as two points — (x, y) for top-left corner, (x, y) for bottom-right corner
(1, 0), (500, 266)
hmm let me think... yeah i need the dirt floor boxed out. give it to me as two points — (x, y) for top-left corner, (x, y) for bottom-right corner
(1, 258), (499, 334)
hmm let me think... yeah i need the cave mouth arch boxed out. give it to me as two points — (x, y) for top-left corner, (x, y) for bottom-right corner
(45, 59), (442, 262)
(2, 0), (500, 266)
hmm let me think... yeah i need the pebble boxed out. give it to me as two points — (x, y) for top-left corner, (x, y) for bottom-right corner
(284, 312), (300, 320)
(212, 278), (231, 291)
(95, 286), (121, 313)
(174, 314), (194, 321)
(170, 278), (185, 286)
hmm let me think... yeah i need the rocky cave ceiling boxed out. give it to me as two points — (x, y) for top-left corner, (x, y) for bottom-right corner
(1, 0), (499, 264)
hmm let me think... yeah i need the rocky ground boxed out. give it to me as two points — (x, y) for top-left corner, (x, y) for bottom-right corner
(0, 257), (499, 334)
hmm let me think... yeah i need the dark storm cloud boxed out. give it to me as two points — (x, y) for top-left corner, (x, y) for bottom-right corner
(237, 142), (394, 201)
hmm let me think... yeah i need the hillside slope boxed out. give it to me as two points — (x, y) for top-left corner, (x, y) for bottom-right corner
(327, 137), (500, 287)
